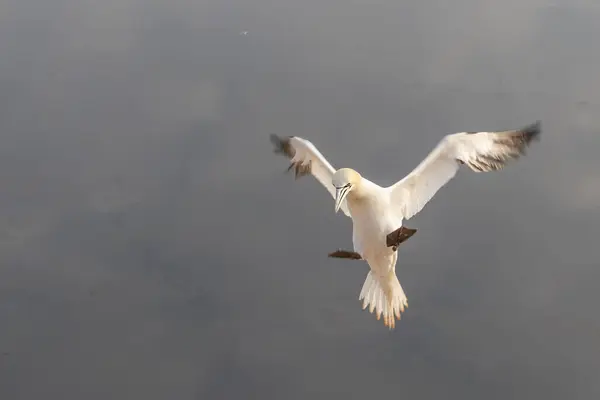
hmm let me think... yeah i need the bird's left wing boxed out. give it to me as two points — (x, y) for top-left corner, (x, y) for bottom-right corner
(270, 134), (351, 217)
(387, 121), (541, 220)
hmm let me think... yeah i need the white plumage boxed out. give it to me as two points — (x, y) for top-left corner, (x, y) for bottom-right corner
(270, 121), (541, 329)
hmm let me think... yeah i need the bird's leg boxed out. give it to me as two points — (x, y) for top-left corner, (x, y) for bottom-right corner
(386, 227), (417, 251)
(328, 249), (363, 260)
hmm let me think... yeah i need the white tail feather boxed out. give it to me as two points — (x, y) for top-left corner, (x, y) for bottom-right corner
(359, 271), (408, 329)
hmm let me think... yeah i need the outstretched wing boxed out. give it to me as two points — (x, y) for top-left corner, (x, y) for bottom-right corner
(270, 134), (351, 217)
(388, 121), (541, 220)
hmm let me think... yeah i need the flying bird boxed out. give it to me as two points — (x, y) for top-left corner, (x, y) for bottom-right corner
(270, 121), (541, 329)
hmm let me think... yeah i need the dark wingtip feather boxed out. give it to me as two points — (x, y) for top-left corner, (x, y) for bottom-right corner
(269, 133), (285, 153)
(269, 134), (295, 158)
(519, 120), (542, 144)
(463, 121), (542, 172)
(269, 134), (311, 178)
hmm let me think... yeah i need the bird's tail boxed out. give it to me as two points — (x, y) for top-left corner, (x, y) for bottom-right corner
(359, 271), (408, 329)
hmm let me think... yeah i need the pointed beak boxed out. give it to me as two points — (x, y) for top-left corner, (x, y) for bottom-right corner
(334, 186), (350, 213)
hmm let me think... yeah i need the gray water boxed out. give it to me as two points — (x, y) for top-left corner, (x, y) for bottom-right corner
(1, 0), (599, 398)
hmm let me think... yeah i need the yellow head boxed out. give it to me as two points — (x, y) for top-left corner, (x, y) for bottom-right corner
(332, 168), (362, 213)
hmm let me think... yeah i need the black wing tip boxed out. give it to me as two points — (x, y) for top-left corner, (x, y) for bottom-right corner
(269, 133), (284, 150)
(467, 120), (542, 141)
(463, 120), (542, 172)
(269, 134), (307, 177)
(520, 120), (542, 143)
(269, 134), (294, 157)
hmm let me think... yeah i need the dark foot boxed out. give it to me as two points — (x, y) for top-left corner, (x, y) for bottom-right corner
(328, 249), (363, 260)
(386, 227), (417, 251)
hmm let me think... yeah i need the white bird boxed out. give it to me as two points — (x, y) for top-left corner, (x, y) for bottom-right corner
(270, 121), (541, 329)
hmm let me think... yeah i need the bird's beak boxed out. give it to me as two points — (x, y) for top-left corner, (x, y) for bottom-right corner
(334, 186), (350, 213)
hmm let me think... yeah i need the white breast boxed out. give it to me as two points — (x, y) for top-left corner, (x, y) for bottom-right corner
(347, 188), (403, 259)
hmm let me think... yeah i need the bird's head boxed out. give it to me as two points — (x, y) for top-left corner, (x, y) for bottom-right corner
(332, 168), (362, 213)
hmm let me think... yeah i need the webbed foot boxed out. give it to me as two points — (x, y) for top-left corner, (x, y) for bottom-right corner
(328, 249), (363, 260)
(386, 227), (417, 251)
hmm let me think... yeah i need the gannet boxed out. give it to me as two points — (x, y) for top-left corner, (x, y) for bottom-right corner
(270, 121), (541, 329)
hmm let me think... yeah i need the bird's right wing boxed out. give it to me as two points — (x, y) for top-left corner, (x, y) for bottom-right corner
(270, 134), (351, 217)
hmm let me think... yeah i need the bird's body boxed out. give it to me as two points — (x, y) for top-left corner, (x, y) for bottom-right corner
(346, 181), (408, 328)
(345, 177), (401, 260)
(270, 121), (541, 329)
